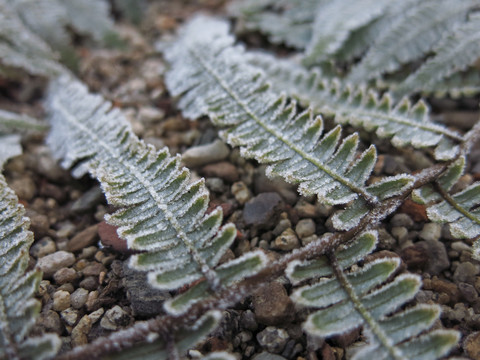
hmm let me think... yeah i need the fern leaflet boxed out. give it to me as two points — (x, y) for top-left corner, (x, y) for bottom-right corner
(288, 231), (459, 360)
(246, 51), (463, 161)
(0, 173), (60, 360)
(165, 16), (414, 231)
(46, 75), (267, 314)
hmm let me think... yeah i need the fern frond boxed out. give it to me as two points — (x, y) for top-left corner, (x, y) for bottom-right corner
(304, 0), (392, 65)
(165, 16), (414, 232)
(0, 134), (22, 168)
(246, 51), (463, 161)
(0, 109), (48, 134)
(395, 13), (480, 97)
(0, 173), (60, 360)
(288, 231), (459, 360)
(228, 0), (318, 49)
(46, 75), (267, 313)
(105, 310), (222, 360)
(0, 0), (64, 77)
(348, 0), (476, 83)
(413, 157), (480, 259)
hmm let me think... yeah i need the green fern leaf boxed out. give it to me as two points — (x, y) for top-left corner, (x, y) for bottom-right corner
(0, 134), (22, 168)
(412, 156), (480, 259)
(289, 231), (459, 360)
(348, 0), (476, 83)
(0, 0), (64, 77)
(395, 13), (480, 97)
(46, 75), (267, 313)
(0, 173), (60, 360)
(246, 52), (463, 160)
(304, 0), (392, 65)
(164, 16), (414, 231)
(105, 310), (223, 360)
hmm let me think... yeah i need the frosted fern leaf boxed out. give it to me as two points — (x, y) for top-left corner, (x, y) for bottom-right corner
(304, 0), (392, 65)
(0, 174), (60, 360)
(288, 231), (459, 360)
(246, 51), (463, 161)
(395, 13), (480, 97)
(45, 75), (267, 313)
(0, 134), (22, 168)
(165, 16), (414, 231)
(348, 0), (476, 83)
(413, 157), (480, 259)
(0, 0), (64, 77)
(107, 310), (223, 360)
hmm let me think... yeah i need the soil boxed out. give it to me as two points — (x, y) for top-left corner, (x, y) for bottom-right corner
(1, 1), (480, 359)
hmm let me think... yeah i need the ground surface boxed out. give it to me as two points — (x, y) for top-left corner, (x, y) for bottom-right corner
(2, 1), (480, 359)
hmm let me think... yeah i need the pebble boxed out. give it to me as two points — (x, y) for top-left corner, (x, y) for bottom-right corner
(137, 106), (164, 123)
(256, 327), (289, 354)
(377, 228), (396, 249)
(419, 223), (442, 242)
(294, 199), (319, 218)
(79, 276), (99, 291)
(272, 219), (292, 237)
(70, 288), (89, 309)
(400, 244), (428, 270)
(205, 178), (225, 193)
(26, 146), (66, 182)
(451, 241), (472, 252)
(28, 213), (50, 238)
(273, 228), (299, 251)
(253, 282), (294, 326)
(61, 308), (78, 326)
(100, 305), (130, 330)
(202, 161), (239, 182)
(390, 214), (414, 228)
(251, 352), (287, 360)
(243, 192), (283, 229)
(30, 237), (56, 258)
(82, 262), (107, 276)
(399, 199), (428, 222)
(231, 181), (252, 205)
(9, 176), (36, 201)
(53, 290), (71, 311)
(301, 234), (318, 246)
(88, 307), (105, 324)
(37, 251), (76, 277)
(254, 167), (297, 205)
(71, 186), (105, 214)
(295, 219), (315, 238)
(240, 310), (258, 331)
(71, 315), (92, 347)
(53, 268), (77, 285)
(182, 139), (230, 167)
(98, 221), (129, 253)
(454, 262), (479, 284)
(391, 227), (408, 246)
(39, 310), (62, 334)
(458, 282), (479, 303)
(425, 278), (460, 304)
(464, 332), (480, 360)
(417, 240), (450, 275)
(86, 290), (99, 311)
(67, 224), (99, 252)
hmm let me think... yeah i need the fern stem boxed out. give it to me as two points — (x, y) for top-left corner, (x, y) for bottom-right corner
(327, 251), (405, 360)
(187, 47), (379, 206)
(433, 181), (480, 226)
(51, 98), (222, 292)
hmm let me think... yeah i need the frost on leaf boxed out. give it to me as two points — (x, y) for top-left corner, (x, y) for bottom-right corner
(0, 173), (60, 360)
(45, 75), (266, 314)
(164, 16), (415, 231)
(289, 231), (458, 360)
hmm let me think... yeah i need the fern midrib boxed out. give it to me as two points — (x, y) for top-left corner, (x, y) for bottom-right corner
(433, 182), (480, 226)
(188, 46), (379, 206)
(51, 98), (221, 290)
(328, 252), (405, 360)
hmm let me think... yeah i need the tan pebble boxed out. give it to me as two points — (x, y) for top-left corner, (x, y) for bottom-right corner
(71, 315), (92, 347)
(53, 290), (71, 311)
(273, 228), (299, 251)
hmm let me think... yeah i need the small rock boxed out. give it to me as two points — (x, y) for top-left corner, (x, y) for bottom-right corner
(464, 332), (480, 360)
(71, 315), (92, 347)
(71, 186), (105, 214)
(231, 181), (252, 205)
(419, 223), (442, 242)
(301, 234), (318, 246)
(70, 288), (89, 309)
(377, 228), (396, 249)
(88, 307), (105, 324)
(37, 251), (76, 277)
(138, 106), (164, 123)
(451, 241), (472, 252)
(256, 327), (289, 354)
(28, 213), (50, 238)
(243, 192), (283, 229)
(254, 167), (297, 204)
(391, 227), (408, 246)
(98, 221), (129, 253)
(294, 199), (319, 218)
(39, 310), (62, 334)
(9, 176), (36, 201)
(67, 225), (99, 252)
(100, 305), (130, 330)
(417, 240), (450, 275)
(273, 228), (299, 251)
(253, 282), (294, 326)
(182, 139), (230, 167)
(240, 310), (258, 331)
(202, 161), (239, 182)
(86, 290), (99, 311)
(53, 290), (71, 311)
(458, 282), (478, 303)
(30, 237), (56, 258)
(427, 278), (460, 304)
(454, 262), (479, 284)
(400, 244), (428, 270)
(272, 219), (292, 237)
(61, 308), (78, 326)
(79, 276), (98, 291)
(251, 352), (287, 360)
(26, 146), (66, 182)
(400, 199), (428, 222)
(295, 219), (316, 238)
(53, 268), (77, 285)
(390, 214), (414, 228)
(82, 262), (107, 276)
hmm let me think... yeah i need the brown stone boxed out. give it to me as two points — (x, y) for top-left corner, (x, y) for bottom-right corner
(201, 161), (239, 182)
(82, 262), (107, 276)
(67, 224), (98, 252)
(428, 278), (460, 304)
(399, 199), (428, 222)
(53, 267), (78, 285)
(465, 332), (480, 360)
(98, 221), (129, 253)
(253, 281), (294, 326)
(400, 244), (428, 270)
